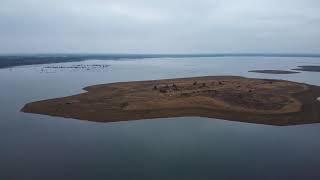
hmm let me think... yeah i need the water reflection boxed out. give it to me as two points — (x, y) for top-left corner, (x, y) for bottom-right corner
(1, 57), (320, 179)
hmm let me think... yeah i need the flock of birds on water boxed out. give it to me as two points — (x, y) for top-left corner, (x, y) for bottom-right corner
(39, 64), (110, 73)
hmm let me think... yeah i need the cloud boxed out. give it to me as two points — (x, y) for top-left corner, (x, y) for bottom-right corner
(0, 0), (320, 53)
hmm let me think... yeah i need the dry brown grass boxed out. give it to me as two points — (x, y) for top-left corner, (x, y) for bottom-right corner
(21, 76), (320, 126)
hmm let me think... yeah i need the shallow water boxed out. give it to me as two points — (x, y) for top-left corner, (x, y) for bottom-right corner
(1, 56), (320, 179)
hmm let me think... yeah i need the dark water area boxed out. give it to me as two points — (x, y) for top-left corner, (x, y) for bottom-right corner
(1, 56), (320, 179)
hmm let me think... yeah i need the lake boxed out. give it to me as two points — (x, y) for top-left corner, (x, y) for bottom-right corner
(1, 56), (320, 179)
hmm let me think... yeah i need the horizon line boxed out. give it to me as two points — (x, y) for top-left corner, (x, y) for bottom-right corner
(1, 52), (320, 58)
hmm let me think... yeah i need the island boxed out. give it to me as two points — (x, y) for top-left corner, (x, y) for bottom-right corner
(21, 76), (320, 126)
(249, 70), (300, 74)
(292, 65), (320, 72)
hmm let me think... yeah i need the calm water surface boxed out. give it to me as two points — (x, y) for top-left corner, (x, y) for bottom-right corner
(1, 57), (320, 180)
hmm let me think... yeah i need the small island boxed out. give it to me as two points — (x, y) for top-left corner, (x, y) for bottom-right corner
(292, 65), (320, 72)
(21, 76), (320, 126)
(249, 70), (300, 74)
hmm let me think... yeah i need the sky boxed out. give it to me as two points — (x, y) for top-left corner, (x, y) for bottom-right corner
(1, 0), (320, 54)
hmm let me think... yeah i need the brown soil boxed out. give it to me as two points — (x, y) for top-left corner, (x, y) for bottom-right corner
(21, 76), (320, 126)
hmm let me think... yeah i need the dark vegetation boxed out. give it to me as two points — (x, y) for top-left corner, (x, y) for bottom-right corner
(0, 54), (155, 69)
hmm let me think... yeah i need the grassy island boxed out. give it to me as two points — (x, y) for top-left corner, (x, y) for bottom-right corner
(22, 76), (320, 126)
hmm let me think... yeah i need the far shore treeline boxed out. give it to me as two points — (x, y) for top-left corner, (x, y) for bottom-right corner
(2, 53), (320, 69)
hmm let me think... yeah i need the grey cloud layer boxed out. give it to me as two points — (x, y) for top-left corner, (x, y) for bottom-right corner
(1, 0), (320, 53)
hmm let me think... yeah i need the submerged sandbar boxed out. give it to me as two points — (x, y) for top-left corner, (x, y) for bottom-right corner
(22, 76), (320, 126)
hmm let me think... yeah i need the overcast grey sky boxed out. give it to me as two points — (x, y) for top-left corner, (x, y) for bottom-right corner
(1, 0), (320, 54)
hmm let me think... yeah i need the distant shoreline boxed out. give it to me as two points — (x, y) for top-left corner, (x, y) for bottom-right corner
(2, 53), (320, 69)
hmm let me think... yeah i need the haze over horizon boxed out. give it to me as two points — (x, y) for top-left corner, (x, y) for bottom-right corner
(1, 0), (320, 54)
